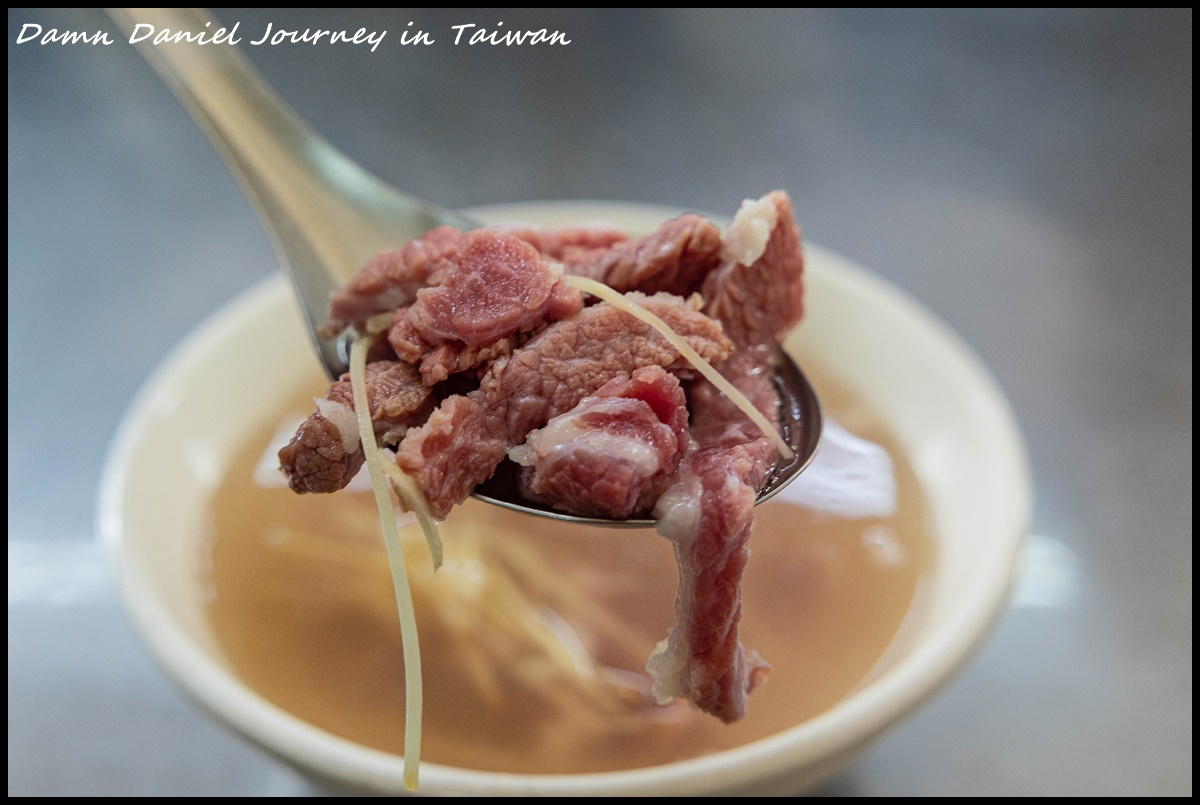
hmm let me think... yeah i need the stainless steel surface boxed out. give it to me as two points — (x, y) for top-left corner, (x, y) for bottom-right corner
(8, 8), (1191, 796)
(472, 351), (824, 526)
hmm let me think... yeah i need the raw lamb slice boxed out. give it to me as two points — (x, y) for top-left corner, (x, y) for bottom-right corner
(395, 293), (733, 519)
(510, 366), (689, 519)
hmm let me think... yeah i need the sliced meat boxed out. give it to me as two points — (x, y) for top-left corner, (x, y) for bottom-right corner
(386, 309), (423, 363)
(648, 352), (778, 722)
(276, 411), (361, 495)
(498, 225), (631, 264)
(564, 214), (725, 297)
(373, 230), (582, 385)
(416, 337), (520, 386)
(408, 229), (581, 348)
(278, 361), (431, 494)
(686, 346), (780, 446)
(395, 293), (733, 518)
(649, 438), (773, 722)
(388, 395), (498, 508)
(647, 191), (805, 722)
(510, 366), (689, 519)
(289, 192), (806, 725)
(324, 226), (464, 335)
(326, 227), (581, 348)
(702, 191), (805, 350)
(390, 309), (549, 386)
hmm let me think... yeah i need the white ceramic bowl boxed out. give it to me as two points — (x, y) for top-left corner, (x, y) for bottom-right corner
(98, 201), (1030, 796)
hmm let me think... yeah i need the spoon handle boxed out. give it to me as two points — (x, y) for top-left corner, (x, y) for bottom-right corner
(107, 7), (472, 377)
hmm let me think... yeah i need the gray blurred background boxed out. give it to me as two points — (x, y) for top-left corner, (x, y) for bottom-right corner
(8, 8), (1191, 796)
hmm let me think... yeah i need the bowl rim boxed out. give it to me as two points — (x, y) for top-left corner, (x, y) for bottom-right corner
(97, 201), (1031, 795)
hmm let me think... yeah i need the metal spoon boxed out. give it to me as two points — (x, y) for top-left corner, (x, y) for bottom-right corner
(473, 353), (822, 527)
(109, 7), (821, 527)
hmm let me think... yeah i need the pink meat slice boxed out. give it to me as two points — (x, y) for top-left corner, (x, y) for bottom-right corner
(395, 293), (733, 519)
(388, 309), (543, 385)
(408, 229), (581, 348)
(324, 226), (463, 335)
(648, 191), (806, 722)
(292, 192), (805, 725)
(648, 353), (777, 722)
(564, 214), (726, 297)
(511, 366), (689, 519)
(498, 225), (631, 264)
(501, 215), (723, 296)
(278, 361), (431, 494)
(374, 230), (582, 385)
(701, 191), (805, 351)
(326, 229), (581, 371)
(415, 337), (520, 386)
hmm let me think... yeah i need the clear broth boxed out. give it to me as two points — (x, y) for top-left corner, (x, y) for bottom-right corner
(201, 370), (935, 774)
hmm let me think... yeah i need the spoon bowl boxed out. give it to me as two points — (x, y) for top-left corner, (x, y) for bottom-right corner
(108, 6), (821, 524)
(473, 350), (821, 527)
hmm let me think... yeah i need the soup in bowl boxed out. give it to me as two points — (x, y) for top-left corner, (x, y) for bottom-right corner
(98, 201), (1029, 795)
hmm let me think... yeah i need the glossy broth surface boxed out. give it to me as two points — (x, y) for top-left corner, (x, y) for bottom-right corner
(201, 371), (934, 774)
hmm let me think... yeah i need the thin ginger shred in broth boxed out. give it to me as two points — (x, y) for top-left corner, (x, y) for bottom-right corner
(201, 368), (935, 775)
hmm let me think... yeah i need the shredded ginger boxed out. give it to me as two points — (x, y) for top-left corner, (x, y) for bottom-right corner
(349, 333), (426, 791)
(562, 275), (793, 460)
